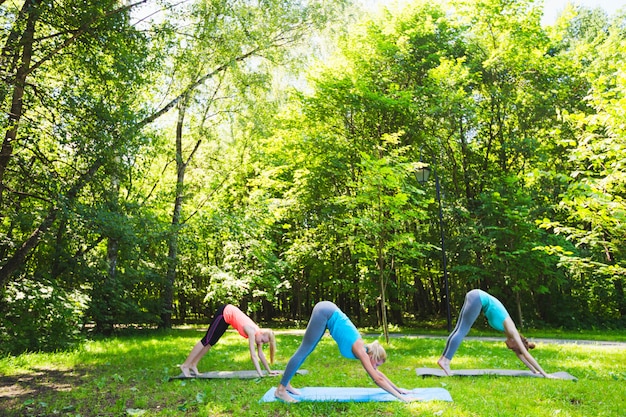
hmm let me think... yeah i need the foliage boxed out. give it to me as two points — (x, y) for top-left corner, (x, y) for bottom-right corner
(0, 279), (87, 355)
(1, 0), (625, 344)
(535, 7), (626, 324)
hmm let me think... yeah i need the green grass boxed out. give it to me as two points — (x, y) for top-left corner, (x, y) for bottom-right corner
(1, 327), (625, 416)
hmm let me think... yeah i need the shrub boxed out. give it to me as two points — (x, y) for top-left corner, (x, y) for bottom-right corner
(0, 279), (87, 355)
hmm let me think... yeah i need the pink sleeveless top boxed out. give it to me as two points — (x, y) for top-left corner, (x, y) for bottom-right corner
(223, 304), (260, 338)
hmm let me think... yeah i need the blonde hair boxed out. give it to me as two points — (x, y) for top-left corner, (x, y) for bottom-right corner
(364, 340), (387, 363)
(260, 328), (276, 364)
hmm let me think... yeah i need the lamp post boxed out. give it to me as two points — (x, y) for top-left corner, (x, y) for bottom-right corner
(414, 162), (452, 332)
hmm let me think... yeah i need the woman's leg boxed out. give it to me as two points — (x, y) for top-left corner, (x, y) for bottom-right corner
(438, 290), (482, 374)
(188, 344), (212, 374)
(275, 301), (337, 401)
(180, 341), (208, 377)
(180, 305), (229, 377)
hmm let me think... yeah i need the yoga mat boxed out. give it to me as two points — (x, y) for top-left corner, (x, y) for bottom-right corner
(169, 369), (308, 380)
(416, 367), (577, 380)
(260, 387), (453, 403)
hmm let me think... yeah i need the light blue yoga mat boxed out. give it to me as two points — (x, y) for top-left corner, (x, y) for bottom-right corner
(260, 387), (453, 403)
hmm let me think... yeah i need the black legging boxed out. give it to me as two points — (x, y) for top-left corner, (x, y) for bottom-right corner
(200, 305), (230, 347)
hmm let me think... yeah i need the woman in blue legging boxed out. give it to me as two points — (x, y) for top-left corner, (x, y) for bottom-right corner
(437, 289), (554, 378)
(274, 301), (411, 403)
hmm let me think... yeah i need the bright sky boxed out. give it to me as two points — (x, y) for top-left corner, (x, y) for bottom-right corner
(542, 0), (626, 24)
(361, 0), (626, 25)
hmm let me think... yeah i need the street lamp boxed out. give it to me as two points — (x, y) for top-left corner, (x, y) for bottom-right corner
(414, 161), (452, 332)
(413, 164), (431, 183)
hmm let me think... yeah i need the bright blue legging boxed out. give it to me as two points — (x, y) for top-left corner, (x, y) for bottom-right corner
(441, 290), (482, 359)
(279, 301), (338, 386)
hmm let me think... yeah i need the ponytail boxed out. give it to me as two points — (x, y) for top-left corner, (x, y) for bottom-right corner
(261, 329), (276, 364)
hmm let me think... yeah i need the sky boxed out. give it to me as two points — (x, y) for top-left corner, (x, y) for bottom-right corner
(542, 0), (626, 24)
(361, 0), (626, 25)
(137, 1), (626, 27)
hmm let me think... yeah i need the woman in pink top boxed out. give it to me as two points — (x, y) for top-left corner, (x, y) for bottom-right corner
(180, 304), (277, 378)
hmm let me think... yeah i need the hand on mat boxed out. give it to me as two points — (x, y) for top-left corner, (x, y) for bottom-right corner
(267, 370), (281, 376)
(529, 369), (556, 379)
(394, 393), (418, 403)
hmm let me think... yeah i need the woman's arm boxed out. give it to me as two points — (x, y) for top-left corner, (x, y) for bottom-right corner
(244, 326), (265, 377)
(516, 348), (553, 377)
(256, 343), (275, 374)
(503, 319), (554, 378)
(515, 351), (539, 372)
(352, 340), (410, 402)
(374, 370), (410, 394)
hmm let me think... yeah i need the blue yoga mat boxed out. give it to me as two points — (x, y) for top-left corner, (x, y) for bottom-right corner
(260, 387), (453, 403)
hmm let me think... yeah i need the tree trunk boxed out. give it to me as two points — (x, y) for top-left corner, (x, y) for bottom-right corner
(515, 290), (524, 330)
(389, 257), (403, 325)
(377, 243), (389, 343)
(0, 0), (39, 207)
(161, 94), (201, 328)
(0, 160), (103, 288)
(97, 172), (121, 334)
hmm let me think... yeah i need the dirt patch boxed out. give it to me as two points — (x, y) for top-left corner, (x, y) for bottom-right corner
(0, 367), (87, 415)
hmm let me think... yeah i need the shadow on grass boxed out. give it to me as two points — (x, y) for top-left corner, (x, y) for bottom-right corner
(0, 328), (255, 415)
(0, 366), (89, 415)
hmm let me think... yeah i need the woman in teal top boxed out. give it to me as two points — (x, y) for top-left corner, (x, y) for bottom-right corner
(275, 301), (411, 403)
(437, 289), (554, 378)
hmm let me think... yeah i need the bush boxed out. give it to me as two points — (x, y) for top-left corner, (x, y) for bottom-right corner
(0, 279), (87, 355)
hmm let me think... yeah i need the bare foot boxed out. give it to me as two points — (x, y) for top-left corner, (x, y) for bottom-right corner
(437, 356), (452, 376)
(190, 366), (200, 376)
(180, 365), (192, 378)
(285, 383), (301, 396)
(275, 386), (298, 403)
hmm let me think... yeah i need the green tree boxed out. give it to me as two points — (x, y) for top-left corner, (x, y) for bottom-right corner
(143, 0), (347, 327)
(0, 0), (159, 345)
(340, 138), (418, 341)
(538, 8), (626, 325)
(0, 1), (154, 287)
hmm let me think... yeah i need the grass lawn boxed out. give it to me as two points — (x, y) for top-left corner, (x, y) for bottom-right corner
(1, 327), (625, 416)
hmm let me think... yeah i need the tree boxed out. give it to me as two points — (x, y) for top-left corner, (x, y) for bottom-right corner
(143, 0), (348, 328)
(538, 8), (626, 324)
(0, 0), (153, 288)
(342, 140), (418, 341)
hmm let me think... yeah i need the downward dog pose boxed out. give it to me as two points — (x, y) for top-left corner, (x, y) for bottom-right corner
(180, 304), (277, 378)
(275, 301), (412, 403)
(437, 289), (554, 378)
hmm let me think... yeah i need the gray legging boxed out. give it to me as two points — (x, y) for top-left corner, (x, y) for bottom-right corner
(280, 301), (338, 386)
(441, 290), (482, 360)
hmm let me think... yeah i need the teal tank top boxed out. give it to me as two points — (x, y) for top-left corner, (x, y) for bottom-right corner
(478, 290), (510, 332)
(327, 309), (360, 359)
